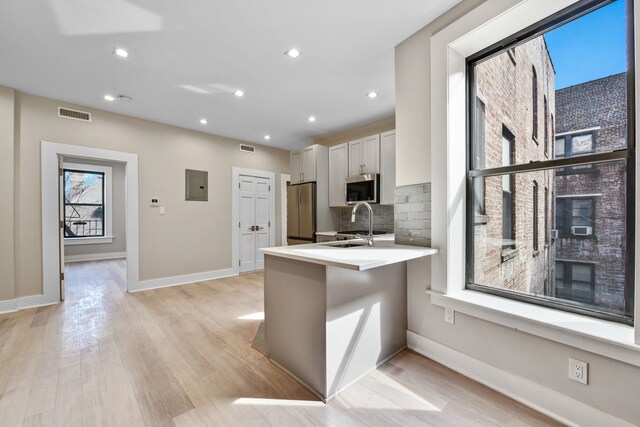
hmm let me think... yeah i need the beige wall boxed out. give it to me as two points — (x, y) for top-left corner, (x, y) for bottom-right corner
(396, 1), (640, 425)
(314, 116), (395, 147)
(63, 157), (127, 257)
(0, 87), (16, 301)
(6, 90), (289, 299)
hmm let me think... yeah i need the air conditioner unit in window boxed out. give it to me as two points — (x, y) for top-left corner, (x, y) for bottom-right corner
(550, 229), (558, 239)
(571, 226), (592, 236)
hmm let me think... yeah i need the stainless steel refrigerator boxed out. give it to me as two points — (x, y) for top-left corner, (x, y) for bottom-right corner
(287, 182), (316, 245)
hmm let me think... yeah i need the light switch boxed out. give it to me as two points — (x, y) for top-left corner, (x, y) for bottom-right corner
(159, 207), (166, 215)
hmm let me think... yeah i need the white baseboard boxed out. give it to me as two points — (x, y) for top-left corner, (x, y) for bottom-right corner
(407, 331), (634, 427)
(0, 294), (58, 315)
(131, 268), (236, 292)
(64, 252), (126, 263)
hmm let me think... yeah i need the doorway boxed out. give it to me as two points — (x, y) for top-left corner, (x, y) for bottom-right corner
(232, 168), (275, 274)
(42, 141), (139, 304)
(61, 157), (127, 298)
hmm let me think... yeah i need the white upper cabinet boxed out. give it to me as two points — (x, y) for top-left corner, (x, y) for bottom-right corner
(348, 138), (363, 176)
(380, 130), (396, 205)
(329, 143), (348, 207)
(290, 145), (319, 184)
(362, 134), (380, 174)
(302, 146), (317, 182)
(290, 150), (303, 184)
(348, 134), (380, 176)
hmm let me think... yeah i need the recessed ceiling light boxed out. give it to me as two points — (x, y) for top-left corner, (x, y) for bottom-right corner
(366, 91), (378, 99)
(113, 47), (129, 58)
(285, 48), (301, 58)
(264, 135), (271, 140)
(200, 118), (208, 125)
(104, 95), (115, 102)
(234, 89), (244, 97)
(308, 116), (316, 123)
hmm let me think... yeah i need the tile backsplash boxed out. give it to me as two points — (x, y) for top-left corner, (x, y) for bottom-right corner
(394, 183), (431, 247)
(339, 204), (394, 232)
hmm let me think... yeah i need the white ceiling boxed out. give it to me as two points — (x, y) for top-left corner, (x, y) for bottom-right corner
(0, 0), (460, 150)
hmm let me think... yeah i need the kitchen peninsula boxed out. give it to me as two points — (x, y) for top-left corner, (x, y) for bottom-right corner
(262, 240), (438, 401)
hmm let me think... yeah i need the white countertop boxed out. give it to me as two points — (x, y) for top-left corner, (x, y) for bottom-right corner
(262, 239), (438, 271)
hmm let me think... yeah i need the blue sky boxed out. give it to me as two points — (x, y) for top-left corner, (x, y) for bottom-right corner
(544, 0), (626, 89)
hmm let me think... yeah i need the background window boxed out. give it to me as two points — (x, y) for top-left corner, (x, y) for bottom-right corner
(502, 128), (515, 251)
(473, 98), (486, 215)
(533, 182), (539, 251)
(555, 261), (595, 304)
(555, 133), (595, 158)
(556, 197), (595, 237)
(64, 169), (105, 237)
(532, 66), (538, 141)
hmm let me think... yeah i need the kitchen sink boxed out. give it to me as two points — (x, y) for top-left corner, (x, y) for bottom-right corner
(324, 242), (368, 248)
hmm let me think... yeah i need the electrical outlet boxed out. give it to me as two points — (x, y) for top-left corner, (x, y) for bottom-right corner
(569, 358), (588, 384)
(445, 308), (455, 324)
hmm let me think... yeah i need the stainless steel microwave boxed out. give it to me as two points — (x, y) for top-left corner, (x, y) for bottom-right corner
(346, 174), (379, 204)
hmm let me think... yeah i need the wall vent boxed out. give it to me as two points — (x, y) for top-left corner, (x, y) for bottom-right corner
(240, 144), (256, 153)
(58, 106), (92, 122)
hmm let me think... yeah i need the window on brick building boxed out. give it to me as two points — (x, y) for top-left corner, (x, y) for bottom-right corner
(533, 181), (539, 252)
(544, 96), (549, 155)
(473, 98), (486, 215)
(555, 261), (595, 304)
(502, 128), (515, 251)
(555, 197), (595, 238)
(555, 132), (595, 157)
(467, 0), (633, 324)
(544, 187), (549, 244)
(532, 66), (538, 141)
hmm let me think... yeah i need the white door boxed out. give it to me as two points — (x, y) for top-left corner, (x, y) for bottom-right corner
(239, 175), (271, 272)
(58, 156), (65, 301)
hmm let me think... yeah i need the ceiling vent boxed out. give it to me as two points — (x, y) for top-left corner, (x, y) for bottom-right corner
(58, 106), (91, 122)
(240, 144), (256, 153)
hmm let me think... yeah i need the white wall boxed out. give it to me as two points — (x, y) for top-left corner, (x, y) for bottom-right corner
(396, 1), (640, 425)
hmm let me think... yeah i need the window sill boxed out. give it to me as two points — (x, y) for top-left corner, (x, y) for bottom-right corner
(64, 236), (114, 246)
(501, 248), (517, 262)
(428, 289), (640, 367)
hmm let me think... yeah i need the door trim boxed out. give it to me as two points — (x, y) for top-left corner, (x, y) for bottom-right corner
(232, 167), (276, 274)
(42, 141), (139, 301)
(280, 173), (290, 246)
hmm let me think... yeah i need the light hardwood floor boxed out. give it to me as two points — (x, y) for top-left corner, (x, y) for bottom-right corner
(0, 260), (563, 426)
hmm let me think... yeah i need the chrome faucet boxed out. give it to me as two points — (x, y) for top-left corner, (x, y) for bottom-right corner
(351, 201), (374, 247)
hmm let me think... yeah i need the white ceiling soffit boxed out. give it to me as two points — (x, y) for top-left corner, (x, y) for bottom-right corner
(0, 0), (461, 150)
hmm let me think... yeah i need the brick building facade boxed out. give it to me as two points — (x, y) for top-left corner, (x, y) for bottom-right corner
(553, 73), (627, 315)
(473, 36), (555, 296)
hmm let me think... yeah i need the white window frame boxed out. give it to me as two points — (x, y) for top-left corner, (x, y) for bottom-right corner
(63, 162), (113, 245)
(429, 0), (640, 366)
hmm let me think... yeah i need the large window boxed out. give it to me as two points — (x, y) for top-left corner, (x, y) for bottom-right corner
(64, 169), (105, 238)
(467, 0), (633, 323)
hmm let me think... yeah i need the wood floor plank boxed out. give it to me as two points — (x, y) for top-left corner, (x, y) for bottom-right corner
(0, 260), (564, 427)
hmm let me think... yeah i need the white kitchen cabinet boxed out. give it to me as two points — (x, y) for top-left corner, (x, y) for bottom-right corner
(290, 145), (318, 183)
(329, 143), (348, 207)
(290, 150), (303, 184)
(380, 130), (396, 205)
(302, 146), (317, 182)
(348, 138), (363, 176)
(348, 134), (379, 176)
